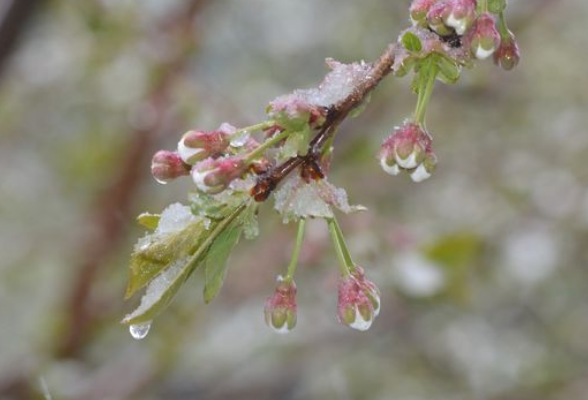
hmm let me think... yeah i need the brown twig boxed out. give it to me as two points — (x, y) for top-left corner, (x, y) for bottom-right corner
(251, 44), (397, 202)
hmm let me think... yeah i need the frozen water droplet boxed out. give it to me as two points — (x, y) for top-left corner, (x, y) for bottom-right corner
(230, 130), (250, 148)
(129, 322), (152, 340)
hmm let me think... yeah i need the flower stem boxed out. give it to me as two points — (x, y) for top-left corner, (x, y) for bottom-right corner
(327, 217), (355, 277)
(496, 12), (510, 39)
(284, 218), (306, 282)
(244, 128), (290, 164)
(234, 120), (276, 136)
(414, 57), (438, 126)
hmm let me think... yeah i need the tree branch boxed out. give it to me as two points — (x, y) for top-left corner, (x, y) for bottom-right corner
(251, 44), (397, 202)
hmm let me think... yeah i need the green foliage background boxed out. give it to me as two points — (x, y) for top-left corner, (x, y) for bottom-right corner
(1, 1), (588, 399)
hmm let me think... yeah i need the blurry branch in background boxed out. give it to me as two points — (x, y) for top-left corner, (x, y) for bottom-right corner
(0, 0), (41, 80)
(55, 0), (213, 359)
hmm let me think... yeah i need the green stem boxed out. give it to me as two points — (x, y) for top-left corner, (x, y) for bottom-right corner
(284, 218), (306, 282)
(414, 57), (438, 126)
(327, 217), (355, 277)
(243, 128), (290, 164)
(233, 120), (275, 136)
(477, 0), (488, 13)
(497, 12), (510, 39)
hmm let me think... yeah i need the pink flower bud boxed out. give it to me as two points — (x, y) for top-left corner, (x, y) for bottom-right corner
(150, 150), (190, 184)
(410, 0), (440, 25)
(337, 274), (376, 331)
(177, 127), (231, 165)
(443, 0), (477, 35)
(191, 156), (247, 194)
(268, 94), (327, 130)
(264, 277), (297, 334)
(351, 266), (381, 317)
(379, 121), (436, 182)
(493, 30), (520, 71)
(465, 13), (501, 60)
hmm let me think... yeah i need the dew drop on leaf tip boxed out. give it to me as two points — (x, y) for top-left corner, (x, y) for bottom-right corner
(129, 322), (152, 340)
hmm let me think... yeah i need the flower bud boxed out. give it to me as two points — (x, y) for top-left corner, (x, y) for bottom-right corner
(191, 156), (247, 194)
(411, 149), (437, 182)
(410, 0), (440, 26)
(493, 30), (520, 71)
(466, 13), (501, 60)
(268, 94), (326, 131)
(150, 150), (190, 184)
(264, 276), (297, 334)
(177, 127), (232, 165)
(379, 121), (435, 182)
(351, 266), (381, 317)
(338, 275), (376, 331)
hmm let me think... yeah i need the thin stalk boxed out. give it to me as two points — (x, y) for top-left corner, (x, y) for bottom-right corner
(327, 218), (355, 277)
(497, 12), (510, 39)
(233, 120), (275, 136)
(284, 218), (306, 282)
(244, 128), (290, 164)
(414, 57), (438, 126)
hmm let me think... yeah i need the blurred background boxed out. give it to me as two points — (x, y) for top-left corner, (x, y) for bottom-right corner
(1, 0), (588, 399)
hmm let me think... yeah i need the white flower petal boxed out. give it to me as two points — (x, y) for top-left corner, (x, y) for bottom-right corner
(446, 14), (467, 35)
(380, 157), (400, 176)
(475, 45), (495, 60)
(349, 307), (373, 331)
(396, 150), (418, 169)
(178, 139), (204, 164)
(410, 163), (432, 183)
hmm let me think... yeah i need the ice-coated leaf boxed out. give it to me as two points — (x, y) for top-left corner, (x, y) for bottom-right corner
(125, 219), (209, 299)
(122, 203), (248, 325)
(203, 221), (243, 303)
(137, 213), (160, 230)
(274, 175), (366, 223)
(402, 31), (422, 52)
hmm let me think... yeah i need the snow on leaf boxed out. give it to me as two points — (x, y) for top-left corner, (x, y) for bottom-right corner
(274, 175), (366, 223)
(123, 203), (249, 325)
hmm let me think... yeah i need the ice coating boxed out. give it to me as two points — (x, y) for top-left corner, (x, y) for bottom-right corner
(274, 175), (366, 223)
(135, 203), (199, 252)
(277, 59), (372, 109)
(122, 257), (188, 323)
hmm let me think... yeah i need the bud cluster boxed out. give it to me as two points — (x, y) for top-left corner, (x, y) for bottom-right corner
(337, 267), (381, 331)
(408, 0), (520, 67)
(150, 123), (261, 194)
(264, 276), (297, 334)
(379, 121), (437, 183)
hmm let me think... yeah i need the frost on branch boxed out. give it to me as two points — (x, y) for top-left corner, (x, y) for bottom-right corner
(274, 174), (366, 223)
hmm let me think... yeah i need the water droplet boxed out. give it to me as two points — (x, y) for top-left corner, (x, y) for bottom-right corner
(230, 131), (250, 148)
(154, 177), (168, 185)
(129, 322), (152, 340)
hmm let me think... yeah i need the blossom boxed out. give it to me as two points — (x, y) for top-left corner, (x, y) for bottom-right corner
(264, 277), (297, 334)
(150, 150), (190, 184)
(379, 121), (437, 182)
(493, 30), (520, 71)
(337, 272), (379, 331)
(465, 13), (501, 60)
(177, 124), (234, 165)
(191, 156), (247, 194)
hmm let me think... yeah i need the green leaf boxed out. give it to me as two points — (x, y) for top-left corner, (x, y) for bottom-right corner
(203, 220), (243, 303)
(402, 31), (423, 52)
(125, 220), (210, 299)
(137, 213), (160, 230)
(435, 55), (460, 85)
(122, 203), (248, 325)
